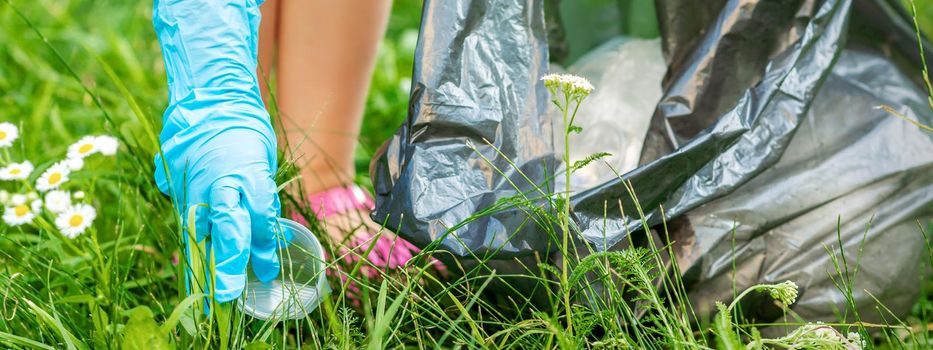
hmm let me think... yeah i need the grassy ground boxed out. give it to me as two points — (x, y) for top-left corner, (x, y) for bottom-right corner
(0, 0), (932, 349)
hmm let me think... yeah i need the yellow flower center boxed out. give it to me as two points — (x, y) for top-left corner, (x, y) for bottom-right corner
(79, 143), (93, 154)
(10, 168), (20, 175)
(0, 131), (6, 140)
(14, 205), (28, 217)
(69, 215), (83, 227)
(49, 172), (62, 185)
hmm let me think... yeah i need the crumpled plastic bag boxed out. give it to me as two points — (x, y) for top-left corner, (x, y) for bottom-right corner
(371, 0), (933, 321)
(681, 48), (933, 322)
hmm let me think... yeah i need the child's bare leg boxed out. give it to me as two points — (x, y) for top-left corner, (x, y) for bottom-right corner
(277, 0), (392, 193)
(258, 0), (279, 102)
(260, 1), (443, 276)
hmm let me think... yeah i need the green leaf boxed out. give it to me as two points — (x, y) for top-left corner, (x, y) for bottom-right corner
(23, 299), (87, 350)
(54, 294), (96, 304)
(243, 342), (273, 350)
(368, 270), (420, 350)
(568, 125), (583, 134)
(571, 152), (612, 173)
(712, 302), (743, 350)
(179, 314), (197, 336)
(121, 306), (173, 350)
(160, 293), (204, 335)
(0, 331), (56, 350)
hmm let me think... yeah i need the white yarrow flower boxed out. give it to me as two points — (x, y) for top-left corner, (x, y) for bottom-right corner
(769, 280), (799, 306)
(95, 135), (119, 156)
(3, 204), (34, 226)
(11, 194), (26, 206)
(846, 332), (866, 348)
(66, 136), (99, 159)
(0, 161), (34, 181)
(35, 163), (70, 192)
(55, 204), (96, 238)
(73, 191), (85, 199)
(44, 190), (72, 213)
(541, 73), (563, 88)
(541, 73), (594, 98)
(64, 157), (84, 171)
(0, 123), (19, 148)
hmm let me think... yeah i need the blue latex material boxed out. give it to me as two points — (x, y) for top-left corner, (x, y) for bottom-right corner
(152, 0), (282, 303)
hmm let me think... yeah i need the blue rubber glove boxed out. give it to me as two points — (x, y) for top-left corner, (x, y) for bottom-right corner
(152, 0), (282, 303)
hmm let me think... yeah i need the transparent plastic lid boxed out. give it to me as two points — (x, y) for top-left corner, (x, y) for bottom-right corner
(238, 218), (330, 320)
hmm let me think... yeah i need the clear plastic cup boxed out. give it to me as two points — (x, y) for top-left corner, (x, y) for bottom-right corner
(238, 218), (330, 320)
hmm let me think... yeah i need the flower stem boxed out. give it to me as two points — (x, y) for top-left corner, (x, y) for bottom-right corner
(727, 285), (767, 311)
(561, 92), (573, 336)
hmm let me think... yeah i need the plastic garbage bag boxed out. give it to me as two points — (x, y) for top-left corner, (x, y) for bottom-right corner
(681, 48), (933, 322)
(370, 0), (933, 321)
(371, 0), (553, 257)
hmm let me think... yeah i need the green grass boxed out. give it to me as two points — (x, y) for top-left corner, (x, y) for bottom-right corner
(909, 0), (933, 36)
(0, 0), (932, 349)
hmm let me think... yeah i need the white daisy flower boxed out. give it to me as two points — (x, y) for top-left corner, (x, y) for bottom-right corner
(0, 190), (9, 204)
(55, 204), (96, 238)
(0, 161), (34, 181)
(0, 123), (19, 148)
(26, 192), (37, 201)
(44, 190), (71, 213)
(73, 191), (85, 199)
(30, 199), (42, 212)
(66, 136), (99, 159)
(64, 157), (84, 171)
(95, 135), (119, 156)
(11, 194), (26, 206)
(35, 163), (70, 192)
(3, 204), (34, 226)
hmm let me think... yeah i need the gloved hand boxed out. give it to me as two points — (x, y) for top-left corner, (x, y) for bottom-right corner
(153, 0), (283, 302)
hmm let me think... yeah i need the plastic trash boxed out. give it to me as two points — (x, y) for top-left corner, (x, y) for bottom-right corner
(239, 218), (330, 320)
(681, 48), (933, 321)
(371, 0), (933, 322)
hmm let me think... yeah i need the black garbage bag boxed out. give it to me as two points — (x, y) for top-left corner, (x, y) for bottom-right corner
(371, 0), (933, 321)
